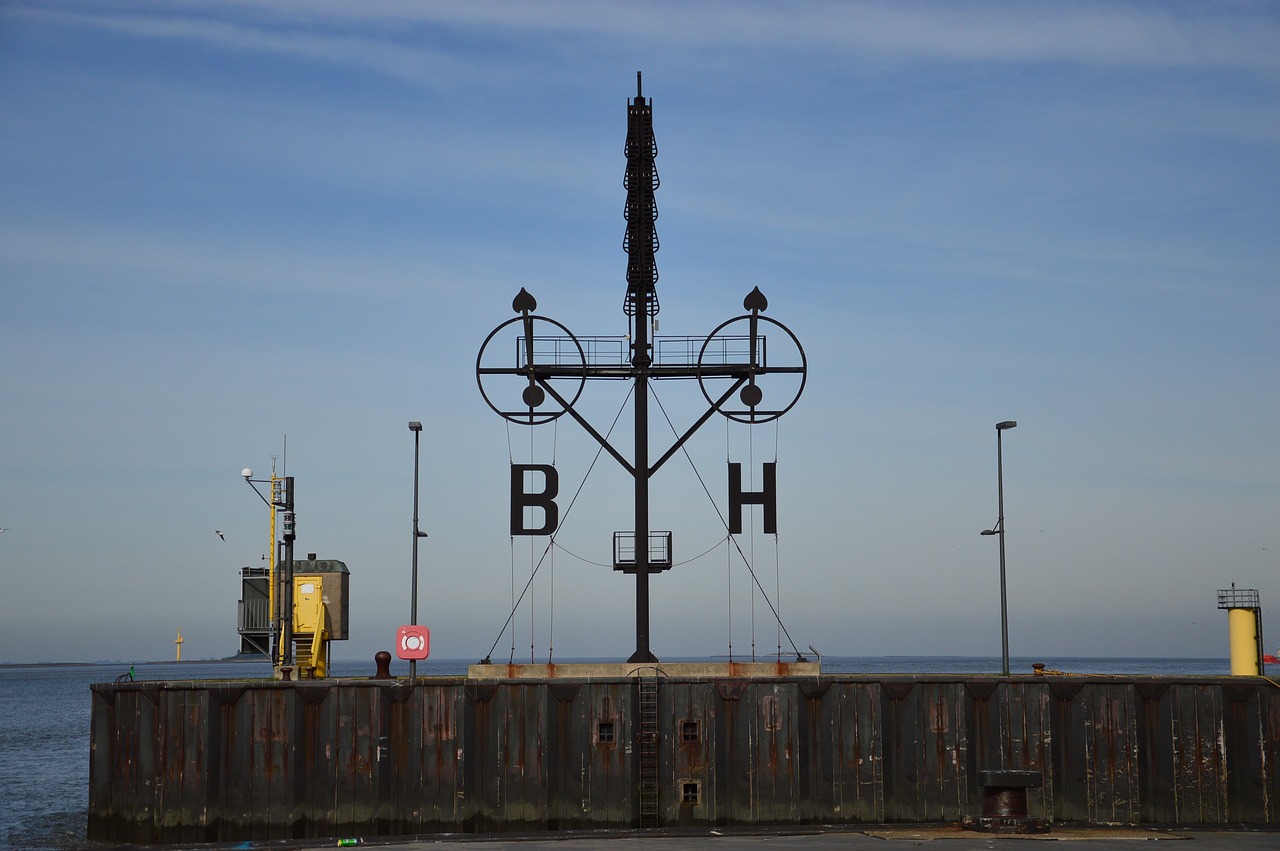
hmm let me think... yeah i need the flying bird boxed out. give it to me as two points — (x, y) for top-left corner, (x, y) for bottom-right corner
(215, 530), (225, 541)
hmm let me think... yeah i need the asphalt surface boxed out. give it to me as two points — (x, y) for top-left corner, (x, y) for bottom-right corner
(338, 825), (1276, 851)
(114, 825), (1279, 851)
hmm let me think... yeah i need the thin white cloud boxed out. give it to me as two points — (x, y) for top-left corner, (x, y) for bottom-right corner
(12, 0), (1280, 79)
(9, 6), (478, 91)
(0, 219), (504, 302)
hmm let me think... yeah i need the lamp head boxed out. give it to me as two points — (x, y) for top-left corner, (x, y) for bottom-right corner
(408, 421), (422, 432)
(997, 420), (1017, 430)
(241, 468), (253, 479)
(981, 529), (998, 536)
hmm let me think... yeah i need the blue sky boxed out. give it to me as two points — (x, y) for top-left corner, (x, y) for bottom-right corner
(1, 1), (1277, 666)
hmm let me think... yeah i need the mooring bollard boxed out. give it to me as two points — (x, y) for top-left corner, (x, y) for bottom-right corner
(372, 650), (393, 680)
(963, 769), (1048, 834)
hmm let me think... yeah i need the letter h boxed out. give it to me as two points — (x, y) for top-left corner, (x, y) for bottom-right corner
(728, 462), (776, 535)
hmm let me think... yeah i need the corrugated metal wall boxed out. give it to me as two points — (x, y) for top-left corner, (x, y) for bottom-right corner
(88, 675), (1279, 843)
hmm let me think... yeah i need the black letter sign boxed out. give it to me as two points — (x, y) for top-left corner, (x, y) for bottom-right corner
(728, 462), (776, 534)
(511, 464), (559, 535)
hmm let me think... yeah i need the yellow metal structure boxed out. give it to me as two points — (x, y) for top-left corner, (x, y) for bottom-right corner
(174, 629), (183, 662)
(292, 574), (330, 677)
(268, 470), (279, 665)
(1218, 586), (1264, 677)
(1228, 607), (1261, 676)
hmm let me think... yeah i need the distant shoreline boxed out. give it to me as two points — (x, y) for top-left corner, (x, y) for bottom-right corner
(0, 657), (262, 670)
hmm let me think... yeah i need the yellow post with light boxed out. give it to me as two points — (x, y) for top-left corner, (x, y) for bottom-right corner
(1217, 586), (1263, 676)
(268, 469), (279, 665)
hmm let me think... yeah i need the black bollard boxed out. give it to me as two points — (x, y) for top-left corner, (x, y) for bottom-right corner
(964, 770), (1048, 834)
(372, 650), (393, 680)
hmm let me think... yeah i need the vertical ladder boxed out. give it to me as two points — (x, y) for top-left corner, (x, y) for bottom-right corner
(637, 671), (660, 826)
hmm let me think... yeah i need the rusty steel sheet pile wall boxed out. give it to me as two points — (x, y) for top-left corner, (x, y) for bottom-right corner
(88, 676), (1279, 843)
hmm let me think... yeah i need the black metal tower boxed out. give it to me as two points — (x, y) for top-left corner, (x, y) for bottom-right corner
(477, 74), (807, 663)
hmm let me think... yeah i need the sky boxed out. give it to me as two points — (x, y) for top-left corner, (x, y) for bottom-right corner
(1, 1), (1277, 667)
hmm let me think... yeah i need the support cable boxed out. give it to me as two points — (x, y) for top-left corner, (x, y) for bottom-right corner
(547, 418), (559, 664)
(650, 384), (805, 659)
(553, 534), (728, 569)
(508, 536), (516, 661)
(482, 385), (635, 665)
(725, 417), (733, 661)
(773, 421), (782, 660)
(749, 422), (756, 661)
(529, 423), (536, 663)
(505, 421), (517, 661)
(774, 530), (782, 660)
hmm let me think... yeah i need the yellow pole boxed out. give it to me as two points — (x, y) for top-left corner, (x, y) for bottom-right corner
(1227, 608), (1260, 676)
(175, 629), (184, 662)
(269, 470), (279, 665)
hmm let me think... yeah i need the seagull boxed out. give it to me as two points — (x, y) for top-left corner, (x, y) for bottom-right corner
(0, 528), (9, 533)
(215, 530), (225, 541)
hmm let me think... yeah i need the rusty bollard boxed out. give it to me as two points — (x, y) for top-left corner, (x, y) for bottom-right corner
(372, 650), (394, 680)
(963, 769), (1048, 834)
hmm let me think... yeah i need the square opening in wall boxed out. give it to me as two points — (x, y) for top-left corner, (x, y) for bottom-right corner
(597, 721), (616, 744)
(680, 719), (701, 743)
(682, 781), (700, 804)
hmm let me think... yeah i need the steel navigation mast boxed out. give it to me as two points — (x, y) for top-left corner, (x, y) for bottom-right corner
(477, 74), (807, 663)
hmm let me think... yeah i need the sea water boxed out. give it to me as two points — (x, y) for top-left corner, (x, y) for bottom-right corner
(0, 656), (1232, 850)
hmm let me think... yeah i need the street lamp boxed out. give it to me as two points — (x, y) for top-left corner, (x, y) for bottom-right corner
(981, 420), (1017, 676)
(409, 422), (428, 679)
(243, 468), (296, 671)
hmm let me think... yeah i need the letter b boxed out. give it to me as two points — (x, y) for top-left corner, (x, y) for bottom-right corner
(511, 464), (559, 535)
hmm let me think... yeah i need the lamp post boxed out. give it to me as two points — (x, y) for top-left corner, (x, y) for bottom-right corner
(981, 420), (1017, 676)
(243, 468), (296, 671)
(408, 421), (428, 679)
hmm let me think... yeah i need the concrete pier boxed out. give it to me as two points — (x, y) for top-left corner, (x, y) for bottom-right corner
(88, 672), (1280, 844)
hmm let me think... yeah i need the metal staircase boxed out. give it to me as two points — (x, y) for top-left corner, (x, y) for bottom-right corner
(292, 600), (329, 677)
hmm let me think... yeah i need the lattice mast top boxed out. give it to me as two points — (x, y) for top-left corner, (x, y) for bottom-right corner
(624, 71), (660, 323)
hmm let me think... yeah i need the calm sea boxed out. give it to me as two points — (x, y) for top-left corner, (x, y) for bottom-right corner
(0, 655), (1232, 850)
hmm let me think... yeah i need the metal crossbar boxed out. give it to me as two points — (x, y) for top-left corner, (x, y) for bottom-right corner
(513, 335), (766, 368)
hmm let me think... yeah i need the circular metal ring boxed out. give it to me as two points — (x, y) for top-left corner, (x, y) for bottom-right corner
(476, 314), (586, 425)
(696, 313), (807, 424)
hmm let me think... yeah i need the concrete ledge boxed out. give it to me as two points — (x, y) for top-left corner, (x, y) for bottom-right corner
(467, 660), (821, 679)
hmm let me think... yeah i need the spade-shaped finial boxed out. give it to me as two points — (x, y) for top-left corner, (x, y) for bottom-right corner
(512, 288), (537, 314)
(743, 286), (768, 313)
